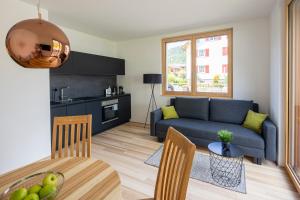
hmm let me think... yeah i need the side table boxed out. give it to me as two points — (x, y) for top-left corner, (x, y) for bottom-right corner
(208, 142), (244, 187)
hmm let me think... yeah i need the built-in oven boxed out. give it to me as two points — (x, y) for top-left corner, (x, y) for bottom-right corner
(101, 99), (119, 124)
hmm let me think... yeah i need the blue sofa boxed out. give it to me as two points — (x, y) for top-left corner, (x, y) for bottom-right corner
(150, 97), (277, 164)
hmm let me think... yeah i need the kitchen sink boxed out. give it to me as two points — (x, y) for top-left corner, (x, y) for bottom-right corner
(50, 96), (99, 105)
(50, 98), (73, 105)
(72, 96), (98, 101)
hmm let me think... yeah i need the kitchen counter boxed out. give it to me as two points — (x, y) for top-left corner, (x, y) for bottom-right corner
(50, 93), (130, 108)
(50, 93), (131, 135)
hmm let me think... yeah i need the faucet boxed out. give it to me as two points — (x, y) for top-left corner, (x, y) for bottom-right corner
(59, 86), (70, 101)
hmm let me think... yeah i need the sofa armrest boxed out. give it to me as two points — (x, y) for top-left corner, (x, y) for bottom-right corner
(150, 108), (162, 136)
(262, 119), (277, 162)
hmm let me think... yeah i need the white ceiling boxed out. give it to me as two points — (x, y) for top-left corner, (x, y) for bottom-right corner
(21, 0), (276, 41)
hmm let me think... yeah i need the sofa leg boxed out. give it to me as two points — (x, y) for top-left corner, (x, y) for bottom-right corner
(253, 157), (262, 165)
(157, 137), (164, 143)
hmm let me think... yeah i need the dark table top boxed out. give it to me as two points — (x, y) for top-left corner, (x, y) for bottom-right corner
(208, 142), (243, 158)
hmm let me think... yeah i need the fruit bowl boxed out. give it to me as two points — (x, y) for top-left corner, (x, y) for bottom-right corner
(0, 171), (64, 200)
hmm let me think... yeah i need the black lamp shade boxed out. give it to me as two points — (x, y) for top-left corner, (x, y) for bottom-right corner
(143, 74), (162, 84)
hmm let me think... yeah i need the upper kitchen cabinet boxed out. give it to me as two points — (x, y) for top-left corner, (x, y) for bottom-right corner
(50, 51), (125, 75)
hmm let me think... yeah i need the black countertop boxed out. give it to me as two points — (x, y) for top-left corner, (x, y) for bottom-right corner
(51, 93), (130, 108)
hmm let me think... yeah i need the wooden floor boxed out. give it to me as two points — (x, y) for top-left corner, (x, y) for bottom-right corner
(91, 122), (299, 200)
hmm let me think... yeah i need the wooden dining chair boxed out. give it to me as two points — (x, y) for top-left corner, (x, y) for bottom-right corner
(51, 114), (92, 159)
(146, 127), (196, 200)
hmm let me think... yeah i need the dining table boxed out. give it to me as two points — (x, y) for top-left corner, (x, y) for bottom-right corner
(0, 158), (122, 200)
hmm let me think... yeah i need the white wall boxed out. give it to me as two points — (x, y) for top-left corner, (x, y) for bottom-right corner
(117, 18), (270, 123)
(60, 26), (117, 57)
(270, 0), (285, 165)
(0, 1), (117, 174)
(0, 0), (50, 174)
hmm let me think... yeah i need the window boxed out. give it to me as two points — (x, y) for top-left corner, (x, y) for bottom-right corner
(198, 48), (209, 57)
(198, 65), (209, 73)
(198, 65), (205, 73)
(165, 40), (192, 92)
(222, 47), (228, 56)
(287, 0), (300, 191)
(222, 64), (228, 73)
(162, 29), (233, 97)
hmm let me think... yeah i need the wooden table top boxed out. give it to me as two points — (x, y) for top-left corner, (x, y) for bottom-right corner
(0, 158), (121, 200)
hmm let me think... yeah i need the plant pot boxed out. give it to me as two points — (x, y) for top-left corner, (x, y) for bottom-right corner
(222, 142), (230, 152)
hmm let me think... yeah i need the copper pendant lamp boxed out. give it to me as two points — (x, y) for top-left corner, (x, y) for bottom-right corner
(5, 0), (70, 69)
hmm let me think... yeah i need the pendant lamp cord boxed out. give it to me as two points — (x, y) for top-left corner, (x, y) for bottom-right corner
(37, 0), (42, 20)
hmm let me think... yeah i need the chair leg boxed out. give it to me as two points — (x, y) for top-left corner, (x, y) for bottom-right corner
(157, 137), (164, 143)
(253, 157), (262, 165)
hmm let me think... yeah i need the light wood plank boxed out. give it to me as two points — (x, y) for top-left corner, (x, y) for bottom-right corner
(91, 122), (300, 200)
(0, 158), (121, 200)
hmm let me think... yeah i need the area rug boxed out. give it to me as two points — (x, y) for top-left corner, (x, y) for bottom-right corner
(144, 146), (246, 194)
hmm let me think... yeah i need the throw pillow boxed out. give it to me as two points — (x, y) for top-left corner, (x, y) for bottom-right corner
(161, 106), (179, 120)
(243, 110), (268, 133)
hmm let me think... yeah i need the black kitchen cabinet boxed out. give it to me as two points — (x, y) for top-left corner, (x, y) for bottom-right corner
(118, 95), (131, 123)
(85, 101), (102, 134)
(50, 106), (67, 128)
(51, 101), (102, 135)
(66, 103), (86, 116)
(50, 94), (131, 135)
(50, 51), (125, 75)
(51, 106), (67, 117)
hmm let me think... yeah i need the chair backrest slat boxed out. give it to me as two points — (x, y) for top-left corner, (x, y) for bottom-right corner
(87, 120), (92, 157)
(51, 115), (92, 159)
(70, 124), (75, 157)
(169, 146), (180, 200)
(58, 125), (63, 158)
(64, 124), (69, 157)
(76, 123), (81, 157)
(51, 121), (57, 159)
(154, 127), (196, 200)
(82, 123), (87, 157)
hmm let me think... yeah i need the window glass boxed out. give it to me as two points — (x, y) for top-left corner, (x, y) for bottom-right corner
(166, 40), (192, 92)
(196, 35), (229, 93)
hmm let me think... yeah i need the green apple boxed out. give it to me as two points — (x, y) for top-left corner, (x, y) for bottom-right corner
(39, 185), (56, 199)
(10, 187), (27, 200)
(28, 184), (41, 194)
(24, 193), (39, 200)
(42, 173), (58, 186)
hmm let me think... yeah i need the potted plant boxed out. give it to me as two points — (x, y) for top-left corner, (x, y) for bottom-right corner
(217, 130), (233, 152)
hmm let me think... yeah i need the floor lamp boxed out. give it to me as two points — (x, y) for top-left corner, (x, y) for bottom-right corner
(143, 74), (162, 128)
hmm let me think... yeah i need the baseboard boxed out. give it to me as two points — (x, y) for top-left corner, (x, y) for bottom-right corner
(127, 121), (150, 128)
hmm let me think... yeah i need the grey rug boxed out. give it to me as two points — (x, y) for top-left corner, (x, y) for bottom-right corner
(144, 146), (246, 194)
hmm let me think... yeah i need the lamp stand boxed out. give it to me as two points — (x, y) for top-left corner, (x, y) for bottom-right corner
(144, 84), (157, 128)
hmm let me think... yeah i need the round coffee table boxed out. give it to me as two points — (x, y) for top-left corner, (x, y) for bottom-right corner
(208, 142), (243, 187)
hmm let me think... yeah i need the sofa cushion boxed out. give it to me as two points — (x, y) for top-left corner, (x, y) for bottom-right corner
(243, 110), (268, 133)
(156, 118), (264, 149)
(161, 106), (179, 120)
(175, 97), (209, 120)
(210, 99), (253, 124)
